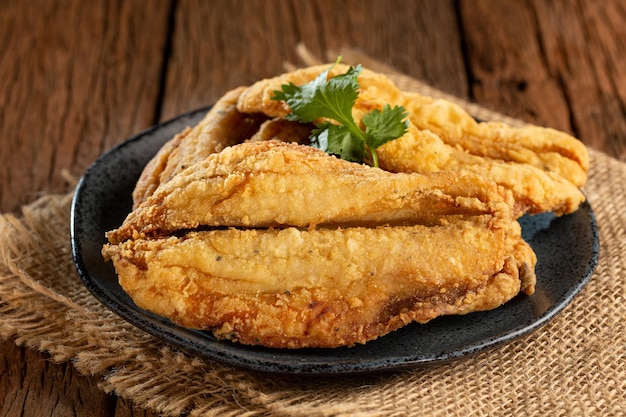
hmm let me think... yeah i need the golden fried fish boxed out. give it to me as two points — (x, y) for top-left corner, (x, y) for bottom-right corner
(376, 125), (585, 216)
(101, 63), (593, 349)
(132, 87), (268, 208)
(104, 219), (534, 348)
(106, 141), (514, 245)
(103, 142), (535, 348)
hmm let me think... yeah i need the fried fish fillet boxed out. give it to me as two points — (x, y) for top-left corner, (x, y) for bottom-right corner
(103, 141), (536, 348)
(400, 91), (588, 187)
(103, 219), (534, 349)
(106, 141), (514, 245)
(237, 64), (588, 215)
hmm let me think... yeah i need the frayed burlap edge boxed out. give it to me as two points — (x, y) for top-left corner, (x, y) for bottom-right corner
(1, 48), (625, 416)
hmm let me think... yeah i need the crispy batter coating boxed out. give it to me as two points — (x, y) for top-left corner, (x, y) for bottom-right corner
(103, 141), (536, 348)
(400, 91), (589, 187)
(106, 141), (514, 244)
(376, 125), (585, 216)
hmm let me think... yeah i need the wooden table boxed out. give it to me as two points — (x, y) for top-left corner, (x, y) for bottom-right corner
(1, 1), (625, 415)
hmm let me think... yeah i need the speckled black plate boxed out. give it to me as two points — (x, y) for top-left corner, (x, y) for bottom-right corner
(70, 106), (599, 375)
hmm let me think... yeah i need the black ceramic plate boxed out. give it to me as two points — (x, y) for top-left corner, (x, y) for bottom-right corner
(70, 106), (599, 375)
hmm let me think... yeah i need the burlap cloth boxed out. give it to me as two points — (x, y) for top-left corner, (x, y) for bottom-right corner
(1, 50), (625, 416)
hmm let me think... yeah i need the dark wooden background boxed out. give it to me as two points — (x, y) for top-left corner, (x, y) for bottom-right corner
(1, 0), (625, 415)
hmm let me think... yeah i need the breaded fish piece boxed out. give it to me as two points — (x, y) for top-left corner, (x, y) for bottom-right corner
(248, 117), (313, 144)
(237, 64), (588, 215)
(240, 119), (584, 216)
(103, 217), (535, 348)
(400, 91), (589, 187)
(106, 141), (515, 245)
(132, 87), (268, 208)
(376, 125), (585, 216)
(237, 64), (405, 122)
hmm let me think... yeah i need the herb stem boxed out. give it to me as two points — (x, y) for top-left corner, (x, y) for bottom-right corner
(369, 146), (379, 168)
(346, 122), (366, 144)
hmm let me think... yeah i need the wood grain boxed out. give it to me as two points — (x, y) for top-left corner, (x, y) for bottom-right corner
(533, 0), (626, 160)
(161, 0), (468, 119)
(292, 0), (469, 97)
(0, 0), (171, 213)
(0, 339), (113, 417)
(1, 0), (626, 415)
(161, 0), (302, 119)
(459, 0), (573, 131)
(460, 0), (626, 159)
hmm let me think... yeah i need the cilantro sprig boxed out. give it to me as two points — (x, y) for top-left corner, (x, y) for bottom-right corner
(271, 62), (408, 167)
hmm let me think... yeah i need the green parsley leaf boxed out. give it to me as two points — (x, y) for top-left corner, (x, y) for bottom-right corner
(273, 65), (361, 126)
(271, 62), (408, 167)
(362, 104), (409, 167)
(313, 123), (365, 163)
(363, 104), (410, 149)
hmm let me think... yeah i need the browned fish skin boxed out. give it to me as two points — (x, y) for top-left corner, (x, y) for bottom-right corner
(400, 91), (589, 186)
(103, 141), (536, 348)
(376, 125), (585, 216)
(100, 63), (598, 349)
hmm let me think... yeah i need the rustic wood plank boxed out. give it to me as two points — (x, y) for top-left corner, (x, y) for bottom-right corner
(0, 0), (172, 213)
(0, 339), (114, 417)
(160, 0), (302, 119)
(532, 0), (626, 160)
(459, 0), (626, 160)
(160, 0), (467, 119)
(0, 0), (172, 415)
(296, 0), (468, 97)
(458, 0), (573, 132)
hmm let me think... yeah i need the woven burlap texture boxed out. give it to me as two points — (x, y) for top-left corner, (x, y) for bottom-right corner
(1, 52), (625, 416)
